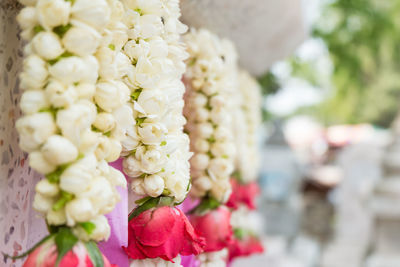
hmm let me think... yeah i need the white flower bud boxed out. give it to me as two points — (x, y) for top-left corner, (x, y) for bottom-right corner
(137, 122), (167, 145)
(62, 24), (101, 56)
(16, 112), (56, 152)
(79, 129), (101, 154)
(211, 179), (232, 203)
(196, 123), (214, 139)
(192, 93), (208, 108)
(71, 0), (111, 30)
(123, 156), (142, 178)
(33, 193), (54, 213)
(107, 166), (127, 187)
(94, 112), (116, 132)
(29, 151), (57, 175)
(17, 7), (37, 30)
(95, 136), (111, 161)
(20, 90), (49, 114)
(42, 135), (78, 165)
(37, 0), (71, 30)
(75, 83), (96, 100)
(106, 138), (122, 162)
(56, 100), (97, 145)
(193, 139), (210, 153)
(20, 55), (48, 90)
(131, 178), (145, 195)
(60, 154), (97, 194)
(36, 179), (59, 197)
(95, 81), (130, 112)
(210, 95), (225, 109)
(195, 108), (209, 122)
(210, 142), (235, 158)
(32, 32), (64, 60)
(66, 198), (96, 226)
(144, 174), (164, 197)
(46, 208), (67, 225)
(193, 176), (212, 191)
(45, 80), (77, 108)
(164, 173), (188, 203)
(190, 153), (209, 171)
(88, 215), (110, 241)
(49, 56), (98, 85)
(208, 158), (234, 179)
(82, 177), (115, 214)
(210, 107), (229, 125)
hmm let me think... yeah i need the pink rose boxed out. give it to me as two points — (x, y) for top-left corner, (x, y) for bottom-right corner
(123, 206), (205, 262)
(228, 236), (264, 261)
(23, 238), (115, 267)
(189, 206), (233, 252)
(226, 179), (260, 210)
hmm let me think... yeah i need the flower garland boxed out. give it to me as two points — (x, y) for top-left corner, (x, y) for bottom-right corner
(183, 28), (238, 203)
(234, 70), (262, 183)
(119, 0), (205, 265)
(121, 0), (191, 205)
(183, 28), (238, 267)
(13, 0), (129, 264)
(227, 70), (264, 262)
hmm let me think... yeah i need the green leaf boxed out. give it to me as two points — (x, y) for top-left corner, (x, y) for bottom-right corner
(136, 117), (146, 126)
(46, 168), (64, 184)
(48, 51), (74, 65)
(53, 24), (72, 38)
(131, 89), (142, 101)
(234, 228), (246, 240)
(84, 241), (104, 267)
(33, 25), (45, 33)
(135, 196), (152, 205)
(128, 196), (175, 220)
(55, 228), (78, 266)
(158, 196), (174, 207)
(52, 191), (74, 211)
(189, 196), (220, 215)
(128, 197), (159, 220)
(78, 222), (96, 235)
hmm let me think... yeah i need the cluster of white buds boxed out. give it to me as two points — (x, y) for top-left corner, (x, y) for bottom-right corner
(235, 70), (262, 183)
(197, 249), (228, 267)
(120, 0), (192, 204)
(16, 0), (128, 242)
(183, 29), (238, 203)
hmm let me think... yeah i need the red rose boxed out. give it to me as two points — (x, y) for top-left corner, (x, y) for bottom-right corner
(228, 236), (264, 261)
(189, 206), (233, 253)
(226, 179), (260, 210)
(123, 206), (205, 262)
(23, 238), (115, 267)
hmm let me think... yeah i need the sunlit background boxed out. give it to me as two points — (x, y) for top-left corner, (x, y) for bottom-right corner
(247, 0), (400, 266)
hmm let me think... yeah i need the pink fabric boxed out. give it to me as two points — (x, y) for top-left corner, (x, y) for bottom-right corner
(99, 159), (129, 267)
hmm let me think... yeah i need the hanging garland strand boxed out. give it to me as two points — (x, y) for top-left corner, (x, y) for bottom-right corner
(183, 28), (239, 267)
(10, 0), (130, 265)
(120, 0), (205, 265)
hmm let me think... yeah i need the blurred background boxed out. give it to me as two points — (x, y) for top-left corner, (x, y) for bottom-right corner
(181, 0), (400, 266)
(1, 0), (400, 266)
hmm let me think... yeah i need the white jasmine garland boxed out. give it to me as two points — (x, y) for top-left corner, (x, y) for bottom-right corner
(120, 0), (192, 205)
(233, 70), (262, 183)
(16, 0), (129, 243)
(183, 29), (238, 202)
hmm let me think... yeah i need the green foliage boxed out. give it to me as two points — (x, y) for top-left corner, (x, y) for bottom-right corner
(289, 0), (400, 127)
